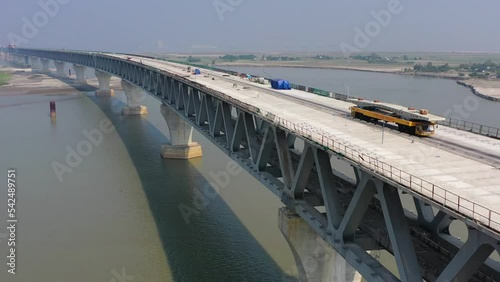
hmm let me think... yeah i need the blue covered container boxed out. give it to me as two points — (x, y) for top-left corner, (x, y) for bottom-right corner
(270, 79), (291, 90)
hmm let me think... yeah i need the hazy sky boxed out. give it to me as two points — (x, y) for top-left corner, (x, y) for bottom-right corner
(1, 0), (500, 54)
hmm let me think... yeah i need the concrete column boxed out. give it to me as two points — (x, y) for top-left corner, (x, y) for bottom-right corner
(13, 55), (28, 67)
(11, 55), (18, 65)
(54, 61), (65, 77)
(94, 70), (114, 96)
(160, 104), (202, 159)
(120, 80), (148, 115)
(72, 64), (87, 84)
(278, 208), (363, 282)
(30, 57), (41, 72)
(40, 59), (51, 73)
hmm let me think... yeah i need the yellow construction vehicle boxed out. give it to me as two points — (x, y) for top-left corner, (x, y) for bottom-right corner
(349, 99), (445, 137)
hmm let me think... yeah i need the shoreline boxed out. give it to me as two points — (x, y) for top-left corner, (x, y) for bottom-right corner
(214, 62), (500, 101)
(456, 80), (500, 102)
(214, 62), (466, 80)
(0, 66), (122, 96)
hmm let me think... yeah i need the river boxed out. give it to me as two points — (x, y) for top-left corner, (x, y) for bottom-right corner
(0, 65), (498, 281)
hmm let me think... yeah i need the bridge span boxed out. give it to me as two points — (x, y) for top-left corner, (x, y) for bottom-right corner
(2, 48), (500, 282)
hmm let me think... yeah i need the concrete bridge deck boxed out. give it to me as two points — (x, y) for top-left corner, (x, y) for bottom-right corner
(114, 54), (500, 234)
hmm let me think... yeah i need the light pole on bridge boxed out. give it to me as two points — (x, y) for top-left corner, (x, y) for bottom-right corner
(342, 82), (350, 100)
(382, 121), (387, 144)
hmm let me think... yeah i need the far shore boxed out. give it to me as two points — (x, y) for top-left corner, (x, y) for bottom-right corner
(214, 62), (500, 101)
(213, 62), (465, 80)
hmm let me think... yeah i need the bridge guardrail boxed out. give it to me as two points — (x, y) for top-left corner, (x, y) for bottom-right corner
(269, 115), (500, 233)
(438, 118), (500, 139)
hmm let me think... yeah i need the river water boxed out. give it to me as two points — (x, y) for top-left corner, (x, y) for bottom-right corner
(0, 66), (499, 281)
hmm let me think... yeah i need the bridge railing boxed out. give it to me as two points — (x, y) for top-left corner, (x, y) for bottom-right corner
(438, 118), (500, 139)
(271, 115), (500, 232)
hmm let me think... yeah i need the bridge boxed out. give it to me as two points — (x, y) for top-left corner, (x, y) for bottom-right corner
(2, 48), (500, 282)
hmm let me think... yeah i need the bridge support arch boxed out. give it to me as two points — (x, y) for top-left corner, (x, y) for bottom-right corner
(40, 58), (51, 73)
(10, 55), (18, 65)
(279, 208), (363, 282)
(160, 104), (202, 159)
(72, 64), (87, 84)
(10, 55), (18, 66)
(94, 70), (114, 96)
(30, 57), (41, 72)
(54, 61), (65, 77)
(120, 80), (148, 115)
(12, 55), (28, 67)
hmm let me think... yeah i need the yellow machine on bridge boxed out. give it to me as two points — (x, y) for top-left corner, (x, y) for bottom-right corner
(349, 99), (446, 137)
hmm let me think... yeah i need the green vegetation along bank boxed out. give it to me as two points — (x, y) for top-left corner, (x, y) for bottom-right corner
(0, 71), (11, 86)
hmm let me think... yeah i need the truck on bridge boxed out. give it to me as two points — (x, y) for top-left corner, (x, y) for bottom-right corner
(349, 98), (446, 136)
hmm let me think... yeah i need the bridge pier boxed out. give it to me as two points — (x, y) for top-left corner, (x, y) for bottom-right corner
(72, 64), (87, 84)
(94, 70), (114, 96)
(12, 55), (27, 67)
(40, 58), (51, 73)
(279, 208), (362, 282)
(160, 104), (202, 159)
(30, 57), (41, 72)
(10, 55), (18, 65)
(54, 61), (66, 77)
(120, 80), (148, 115)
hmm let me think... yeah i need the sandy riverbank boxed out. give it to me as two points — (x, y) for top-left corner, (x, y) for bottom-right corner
(215, 61), (402, 73)
(0, 66), (122, 96)
(457, 80), (500, 101)
(213, 61), (468, 81)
